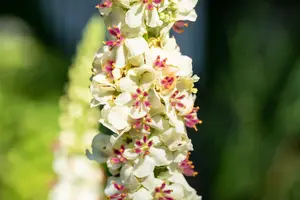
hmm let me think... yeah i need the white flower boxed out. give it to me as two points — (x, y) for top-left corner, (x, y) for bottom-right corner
(160, 0), (198, 35)
(90, 73), (116, 107)
(104, 177), (130, 199)
(130, 187), (153, 200)
(104, 25), (149, 68)
(123, 135), (173, 178)
(116, 66), (163, 119)
(140, 174), (185, 199)
(99, 104), (131, 135)
(125, 0), (169, 28)
(169, 172), (202, 200)
(160, 127), (193, 152)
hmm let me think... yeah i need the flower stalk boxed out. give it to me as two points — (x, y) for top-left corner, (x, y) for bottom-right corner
(87, 0), (201, 199)
(50, 16), (105, 200)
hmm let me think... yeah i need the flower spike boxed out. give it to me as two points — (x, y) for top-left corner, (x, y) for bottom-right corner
(88, 0), (202, 199)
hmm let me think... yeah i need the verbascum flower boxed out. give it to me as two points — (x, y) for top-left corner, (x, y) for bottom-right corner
(87, 0), (201, 199)
(49, 16), (106, 200)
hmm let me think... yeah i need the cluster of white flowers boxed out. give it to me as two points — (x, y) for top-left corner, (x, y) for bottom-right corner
(49, 16), (105, 200)
(87, 0), (202, 199)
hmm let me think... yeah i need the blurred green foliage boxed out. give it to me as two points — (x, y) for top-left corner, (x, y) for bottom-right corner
(202, 4), (300, 200)
(0, 17), (68, 199)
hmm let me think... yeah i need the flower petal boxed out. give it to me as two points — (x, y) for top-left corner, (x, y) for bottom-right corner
(131, 188), (153, 200)
(149, 115), (170, 131)
(108, 105), (129, 130)
(125, 37), (149, 60)
(115, 92), (132, 105)
(149, 146), (173, 166)
(120, 164), (141, 191)
(133, 156), (155, 178)
(119, 75), (139, 93)
(125, 2), (145, 28)
(142, 173), (164, 191)
(114, 45), (127, 68)
(145, 9), (163, 27)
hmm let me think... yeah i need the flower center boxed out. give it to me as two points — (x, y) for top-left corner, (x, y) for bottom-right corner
(105, 26), (124, 49)
(161, 76), (176, 90)
(107, 181), (128, 200)
(154, 183), (174, 200)
(103, 60), (115, 78)
(154, 56), (168, 70)
(111, 145), (127, 164)
(170, 90), (186, 109)
(184, 107), (202, 131)
(134, 135), (153, 156)
(179, 152), (198, 176)
(133, 114), (152, 132)
(131, 88), (151, 110)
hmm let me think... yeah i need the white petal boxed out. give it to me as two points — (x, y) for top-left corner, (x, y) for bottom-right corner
(149, 146), (173, 166)
(169, 173), (194, 192)
(128, 54), (145, 66)
(167, 184), (184, 199)
(176, 55), (193, 77)
(131, 188), (153, 200)
(145, 9), (163, 27)
(108, 105), (129, 130)
(130, 103), (150, 119)
(123, 149), (139, 160)
(149, 115), (169, 131)
(105, 7), (125, 28)
(112, 68), (122, 80)
(138, 68), (156, 91)
(160, 22), (174, 36)
(173, 151), (188, 163)
(115, 92), (132, 105)
(125, 37), (149, 60)
(167, 111), (187, 134)
(104, 177), (121, 196)
(120, 164), (141, 191)
(119, 75), (138, 93)
(176, 77), (194, 92)
(148, 89), (162, 109)
(119, 0), (130, 8)
(133, 156), (155, 178)
(177, 9), (198, 22)
(125, 2), (145, 28)
(160, 128), (181, 151)
(176, 94), (195, 116)
(159, 0), (170, 11)
(120, 164), (133, 183)
(178, 0), (198, 13)
(161, 35), (179, 51)
(142, 173), (164, 191)
(114, 45), (127, 68)
(149, 135), (162, 146)
(107, 158), (122, 175)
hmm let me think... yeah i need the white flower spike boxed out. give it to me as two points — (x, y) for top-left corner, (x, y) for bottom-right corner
(87, 0), (202, 199)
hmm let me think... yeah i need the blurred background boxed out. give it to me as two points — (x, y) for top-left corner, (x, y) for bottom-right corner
(1, 0), (300, 200)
